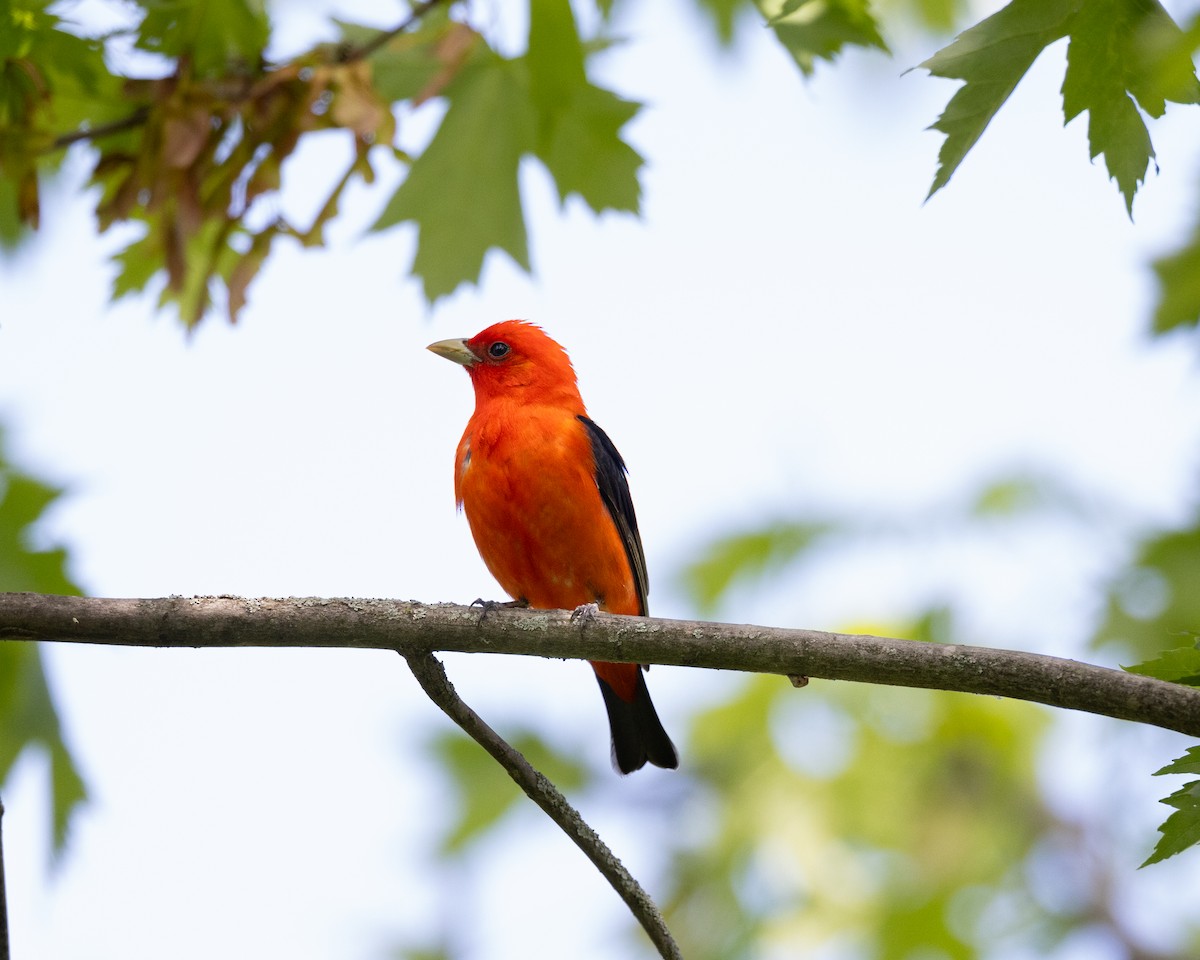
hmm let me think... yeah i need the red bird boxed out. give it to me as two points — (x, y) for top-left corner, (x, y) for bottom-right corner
(428, 320), (678, 773)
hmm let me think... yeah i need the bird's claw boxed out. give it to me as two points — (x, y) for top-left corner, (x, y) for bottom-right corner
(570, 602), (601, 625)
(470, 597), (528, 623)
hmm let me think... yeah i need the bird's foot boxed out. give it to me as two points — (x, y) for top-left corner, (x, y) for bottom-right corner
(570, 602), (601, 625)
(470, 597), (529, 623)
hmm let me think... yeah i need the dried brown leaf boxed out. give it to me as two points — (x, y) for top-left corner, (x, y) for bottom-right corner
(245, 62), (303, 103)
(351, 140), (376, 183)
(124, 76), (176, 104)
(91, 152), (137, 178)
(413, 22), (480, 107)
(97, 169), (142, 229)
(227, 230), (273, 322)
(175, 174), (204, 233)
(11, 57), (49, 103)
(330, 60), (390, 138)
(163, 106), (214, 169)
(164, 219), (185, 292)
(244, 154), (282, 203)
(18, 169), (40, 228)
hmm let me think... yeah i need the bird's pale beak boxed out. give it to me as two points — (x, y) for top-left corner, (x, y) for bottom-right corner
(427, 338), (479, 367)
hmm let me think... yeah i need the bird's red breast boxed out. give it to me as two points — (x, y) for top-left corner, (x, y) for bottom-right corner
(456, 403), (643, 623)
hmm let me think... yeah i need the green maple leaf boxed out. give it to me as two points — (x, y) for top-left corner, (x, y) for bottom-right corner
(921, 0), (1199, 212)
(920, 0), (1078, 199)
(526, 0), (588, 113)
(526, 0), (642, 212)
(1062, 0), (1198, 215)
(537, 83), (641, 213)
(1155, 747), (1200, 778)
(0, 437), (88, 855)
(136, 0), (269, 75)
(1124, 643), (1200, 686)
(1143, 749), (1200, 866)
(0, 477), (72, 595)
(372, 55), (536, 303)
(758, 0), (888, 74)
(346, 7), (466, 105)
(373, 0), (644, 302)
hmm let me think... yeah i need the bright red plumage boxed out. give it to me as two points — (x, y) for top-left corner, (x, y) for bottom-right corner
(428, 321), (677, 773)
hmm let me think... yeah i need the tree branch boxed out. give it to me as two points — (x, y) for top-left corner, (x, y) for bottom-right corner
(1, 593), (1198, 737)
(402, 652), (681, 960)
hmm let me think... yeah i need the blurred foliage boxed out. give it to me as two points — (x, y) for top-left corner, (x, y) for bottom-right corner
(394, 948), (452, 960)
(1095, 514), (1200, 661)
(683, 520), (834, 617)
(1153, 211), (1200, 333)
(967, 473), (1089, 519)
(684, 470), (1200, 878)
(397, 720), (601, 959)
(752, 0), (889, 75)
(1149, 4), (1200, 332)
(402, 466), (1200, 958)
(663, 473), (1200, 955)
(0, 0), (122, 244)
(649, 604), (1191, 959)
(691, 0), (747, 45)
(878, 0), (965, 33)
(692, 0), (972, 44)
(681, 470), (1094, 617)
(427, 725), (590, 853)
(2, 0), (1199, 325)
(0, 431), (86, 854)
(409, 604), (1199, 958)
(664, 641), (1059, 960)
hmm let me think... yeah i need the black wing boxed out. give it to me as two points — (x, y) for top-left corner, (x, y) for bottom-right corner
(578, 415), (649, 616)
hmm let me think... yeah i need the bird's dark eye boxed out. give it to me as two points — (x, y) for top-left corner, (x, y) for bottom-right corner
(488, 341), (510, 360)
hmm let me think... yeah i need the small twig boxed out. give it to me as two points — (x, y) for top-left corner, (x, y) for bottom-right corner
(402, 651), (683, 960)
(0, 798), (9, 960)
(347, 0), (449, 61)
(50, 107), (151, 151)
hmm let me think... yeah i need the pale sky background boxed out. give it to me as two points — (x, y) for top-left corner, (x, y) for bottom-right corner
(3, 1), (1200, 958)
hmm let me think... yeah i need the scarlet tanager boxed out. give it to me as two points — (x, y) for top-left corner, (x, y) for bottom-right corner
(428, 320), (678, 773)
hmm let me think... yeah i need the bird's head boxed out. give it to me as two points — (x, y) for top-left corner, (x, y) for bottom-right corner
(428, 320), (583, 407)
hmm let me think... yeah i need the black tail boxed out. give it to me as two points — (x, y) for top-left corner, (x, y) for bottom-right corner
(596, 671), (679, 774)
